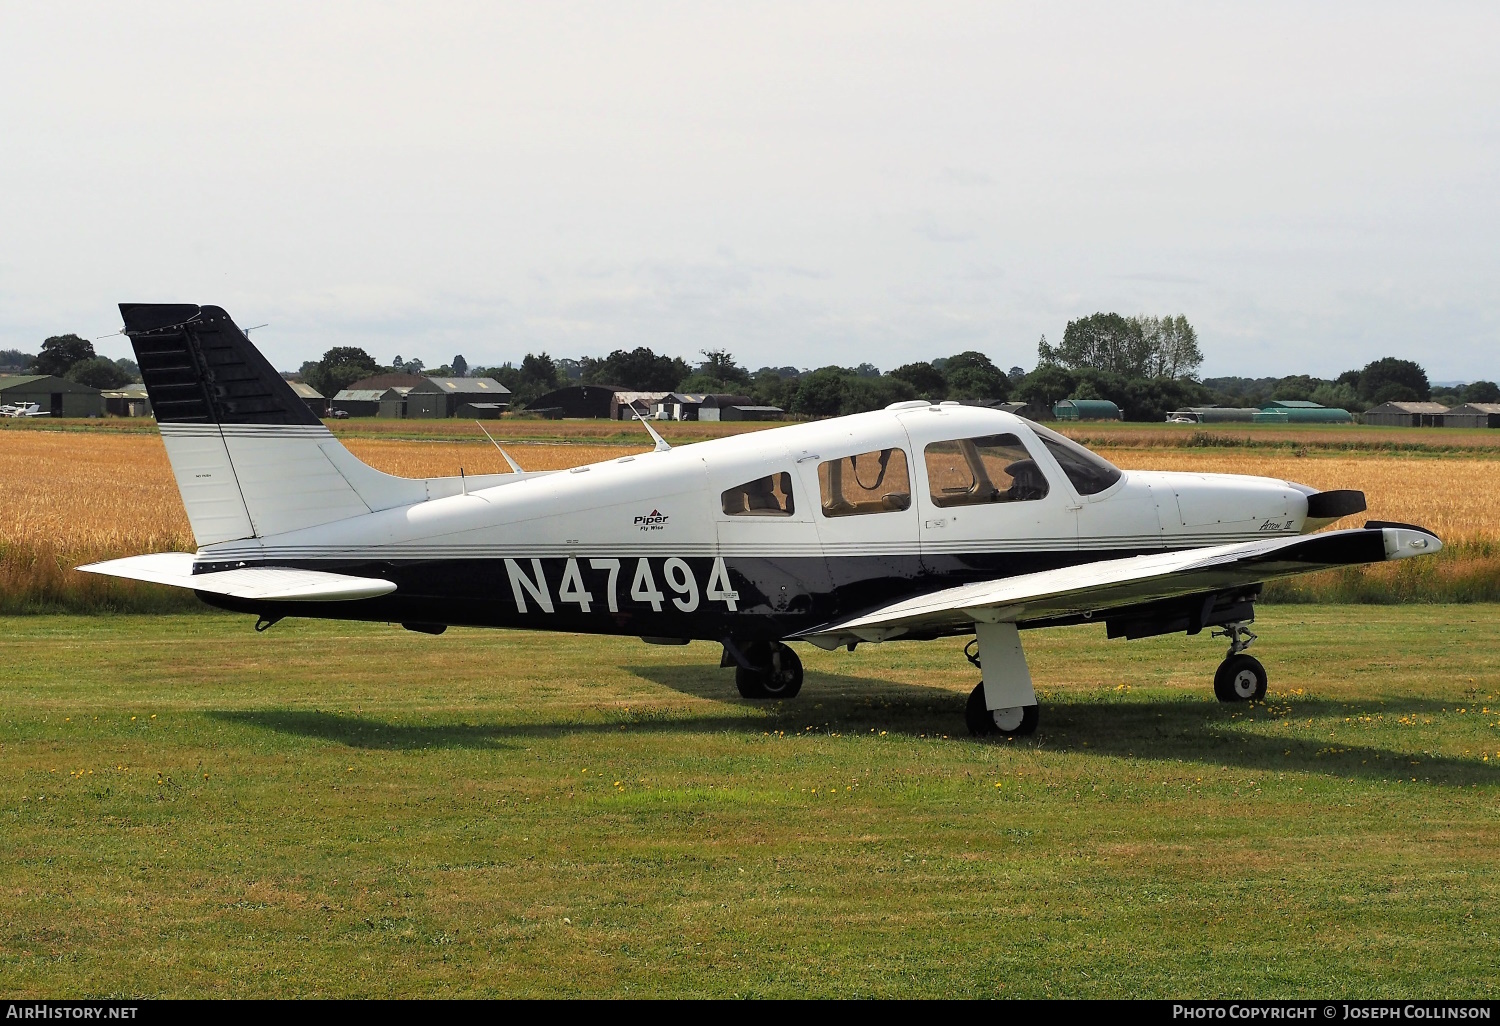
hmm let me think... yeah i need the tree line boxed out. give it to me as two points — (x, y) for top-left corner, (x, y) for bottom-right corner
(9, 313), (1497, 421)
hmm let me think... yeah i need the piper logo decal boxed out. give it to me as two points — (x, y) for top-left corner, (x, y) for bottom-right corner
(634, 509), (670, 531)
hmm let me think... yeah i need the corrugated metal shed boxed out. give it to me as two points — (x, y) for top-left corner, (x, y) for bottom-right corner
(407, 377), (512, 418)
(719, 405), (784, 421)
(1361, 401), (1449, 427)
(1441, 403), (1500, 429)
(1252, 407), (1354, 424)
(0, 374), (104, 416)
(1053, 399), (1122, 421)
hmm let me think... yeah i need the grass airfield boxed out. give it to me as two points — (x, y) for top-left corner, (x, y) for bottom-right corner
(3, 606), (1499, 997)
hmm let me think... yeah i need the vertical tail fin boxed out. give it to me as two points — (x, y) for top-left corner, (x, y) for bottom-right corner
(122, 304), (439, 547)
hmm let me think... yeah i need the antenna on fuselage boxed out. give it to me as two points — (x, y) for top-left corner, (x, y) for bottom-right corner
(474, 420), (527, 477)
(633, 408), (671, 452)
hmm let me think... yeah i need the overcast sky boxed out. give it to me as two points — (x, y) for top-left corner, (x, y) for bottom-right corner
(2, 2), (1496, 380)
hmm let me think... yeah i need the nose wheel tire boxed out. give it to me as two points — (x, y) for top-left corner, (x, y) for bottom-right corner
(735, 641), (804, 699)
(1213, 654), (1268, 703)
(965, 683), (1039, 737)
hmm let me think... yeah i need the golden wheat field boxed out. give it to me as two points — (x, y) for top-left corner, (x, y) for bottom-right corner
(1, 429), (1496, 609)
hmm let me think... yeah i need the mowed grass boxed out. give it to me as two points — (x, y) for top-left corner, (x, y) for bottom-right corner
(3, 606), (1499, 997)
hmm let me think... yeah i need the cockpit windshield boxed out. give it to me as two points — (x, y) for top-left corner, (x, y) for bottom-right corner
(1028, 423), (1123, 496)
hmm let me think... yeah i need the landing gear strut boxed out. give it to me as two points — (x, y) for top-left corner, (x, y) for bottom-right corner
(732, 640), (804, 700)
(964, 622), (1039, 737)
(1211, 621), (1266, 702)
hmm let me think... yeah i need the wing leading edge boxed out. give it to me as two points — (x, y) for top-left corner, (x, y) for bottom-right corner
(795, 523), (1440, 645)
(77, 552), (396, 602)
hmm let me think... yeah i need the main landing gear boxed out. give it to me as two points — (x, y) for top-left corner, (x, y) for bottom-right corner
(730, 640), (804, 700)
(1211, 621), (1267, 702)
(963, 622), (1039, 738)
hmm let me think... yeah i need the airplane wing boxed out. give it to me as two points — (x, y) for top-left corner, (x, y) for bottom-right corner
(795, 523), (1439, 643)
(76, 552), (396, 602)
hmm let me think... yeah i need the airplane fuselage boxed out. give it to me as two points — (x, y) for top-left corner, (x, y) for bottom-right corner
(188, 403), (1311, 641)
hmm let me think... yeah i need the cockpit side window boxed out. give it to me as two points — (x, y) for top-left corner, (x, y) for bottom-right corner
(818, 448), (912, 517)
(923, 433), (1050, 508)
(722, 472), (795, 517)
(1029, 422), (1123, 496)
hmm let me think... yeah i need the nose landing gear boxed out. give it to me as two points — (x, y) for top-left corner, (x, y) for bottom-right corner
(1211, 621), (1267, 702)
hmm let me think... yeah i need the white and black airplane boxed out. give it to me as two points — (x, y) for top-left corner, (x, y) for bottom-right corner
(81, 304), (1441, 737)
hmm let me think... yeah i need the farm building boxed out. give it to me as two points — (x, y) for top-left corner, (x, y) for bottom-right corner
(611, 391), (673, 420)
(331, 388), (401, 417)
(1441, 403), (1500, 429)
(697, 395), (755, 421)
(406, 377), (511, 418)
(1053, 399), (1122, 421)
(1166, 407), (1260, 423)
(101, 382), (151, 417)
(651, 393), (776, 421)
(459, 402), (506, 419)
(0, 375), (103, 417)
(288, 381), (327, 417)
(652, 393), (708, 420)
(1252, 401), (1354, 424)
(718, 404), (784, 421)
(524, 384), (626, 419)
(1362, 401), (1449, 427)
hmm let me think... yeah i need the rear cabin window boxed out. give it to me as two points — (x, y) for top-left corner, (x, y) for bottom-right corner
(1029, 422), (1123, 496)
(818, 448), (912, 517)
(923, 433), (1050, 507)
(722, 472), (795, 517)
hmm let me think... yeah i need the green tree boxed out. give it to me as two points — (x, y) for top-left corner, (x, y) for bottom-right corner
(1138, 315), (1203, 379)
(33, 334), (95, 377)
(305, 347), (380, 398)
(697, 350), (750, 386)
(839, 375), (915, 414)
(1357, 358), (1429, 402)
(749, 368), (799, 410)
(0, 348), (34, 370)
(1462, 381), (1500, 404)
(64, 357), (131, 390)
(580, 348), (690, 390)
(790, 367), (850, 417)
(1043, 314), (1144, 376)
(1370, 383), (1420, 405)
(1016, 365), (1078, 413)
(889, 361), (947, 399)
(451, 354), (468, 378)
(1042, 313), (1201, 380)
(1270, 374), (1328, 402)
(1310, 382), (1361, 411)
(942, 351), (1008, 400)
(485, 352), (563, 406)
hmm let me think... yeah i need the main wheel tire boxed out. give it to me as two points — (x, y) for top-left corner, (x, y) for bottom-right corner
(735, 641), (803, 700)
(1213, 654), (1268, 702)
(964, 682), (1039, 737)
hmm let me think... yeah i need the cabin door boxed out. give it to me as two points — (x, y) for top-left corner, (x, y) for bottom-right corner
(799, 433), (923, 618)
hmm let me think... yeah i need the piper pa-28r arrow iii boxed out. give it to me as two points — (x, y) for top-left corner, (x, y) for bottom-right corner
(82, 304), (1442, 737)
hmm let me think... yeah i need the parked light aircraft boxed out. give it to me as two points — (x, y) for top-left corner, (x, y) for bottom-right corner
(81, 304), (1442, 736)
(0, 402), (47, 417)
